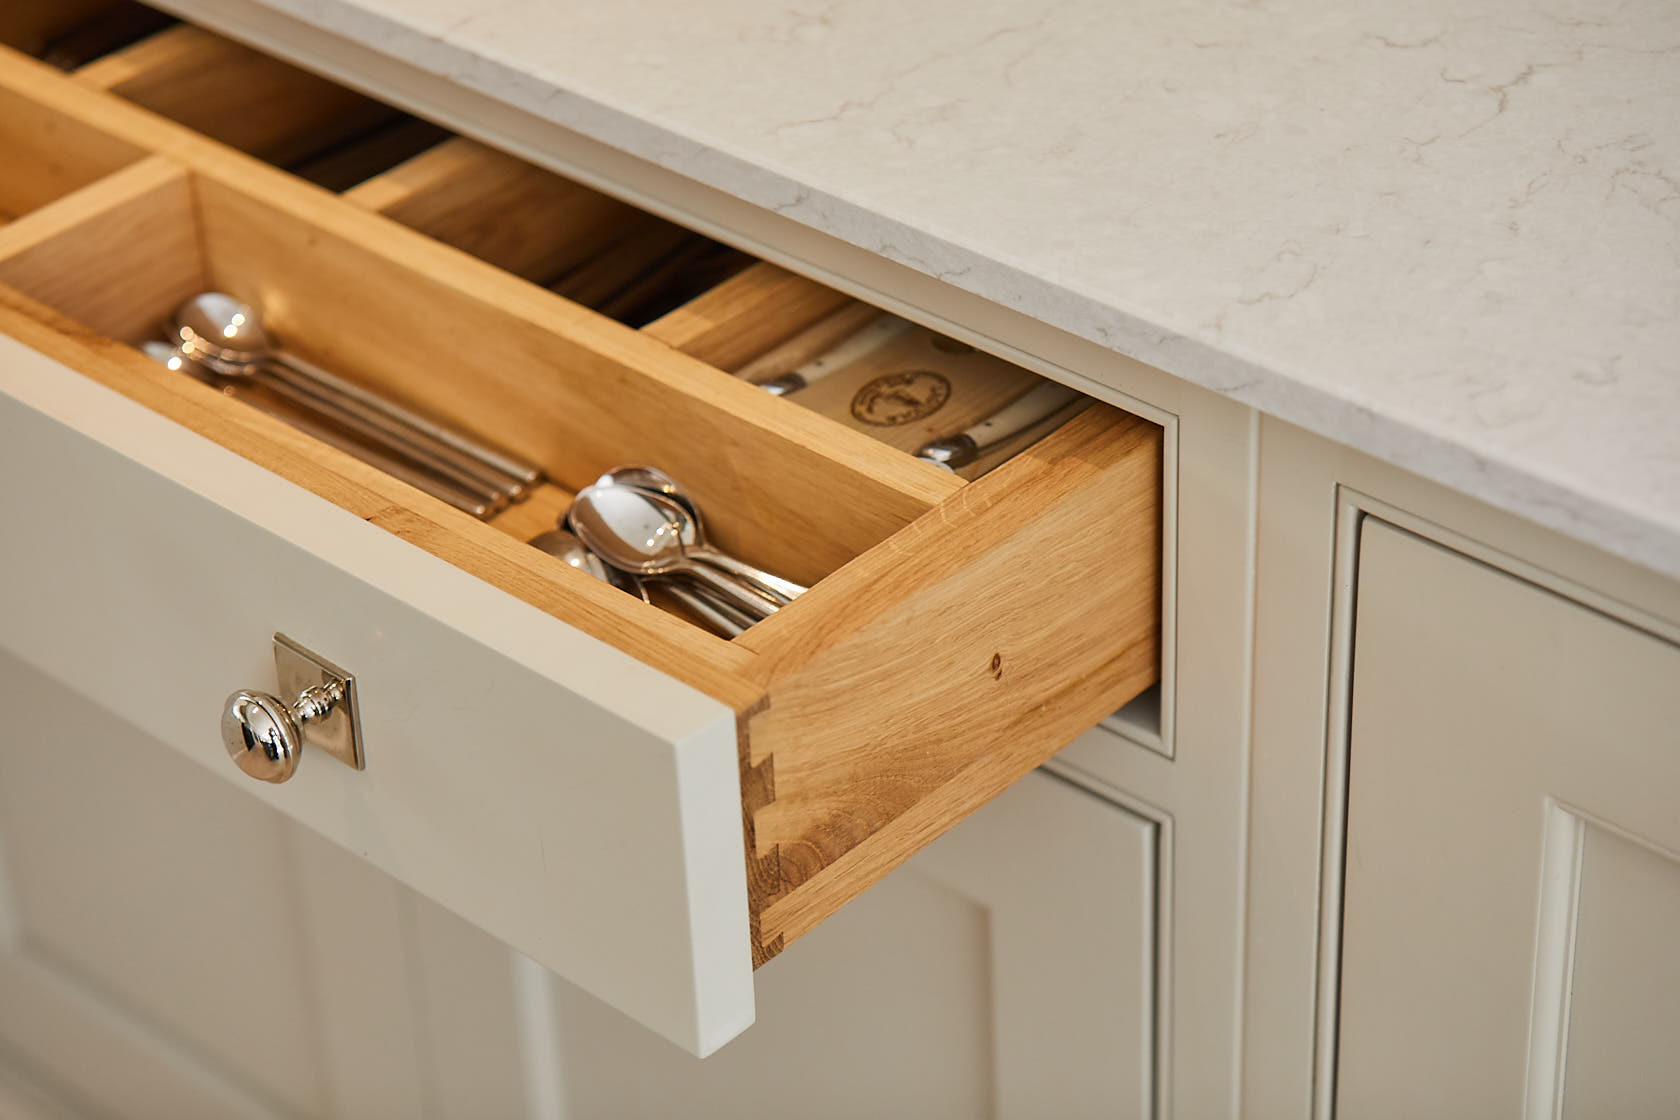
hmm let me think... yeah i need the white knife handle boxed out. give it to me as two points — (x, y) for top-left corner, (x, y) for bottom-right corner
(917, 382), (1083, 470)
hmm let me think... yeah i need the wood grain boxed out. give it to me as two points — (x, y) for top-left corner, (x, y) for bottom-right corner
(731, 300), (883, 383)
(0, 156), (200, 343)
(0, 80), (142, 219)
(485, 479), (575, 544)
(0, 279), (764, 710)
(738, 405), (1162, 956)
(72, 23), (394, 167)
(546, 215), (690, 307)
(0, 50), (960, 578)
(189, 170), (953, 585)
(342, 136), (639, 281)
(642, 261), (854, 371)
(0, 0), (116, 58)
(287, 116), (451, 193)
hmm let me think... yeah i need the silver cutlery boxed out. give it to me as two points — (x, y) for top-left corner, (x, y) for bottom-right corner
(754, 314), (912, 396)
(595, 466), (807, 604)
(595, 465), (701, 523)
(530, 524), (750, 638)
(638, 488), (804, 606)
(648, 578), (752, 638)
(172, 292), (543, 494)
(568, 484), (787, 620)
(915, 381), (1084, 471)
(141, 340), (495, 518)
(528, 528), (614, 583)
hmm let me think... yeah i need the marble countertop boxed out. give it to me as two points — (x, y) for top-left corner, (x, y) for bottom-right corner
(243, 0), (1679, 576)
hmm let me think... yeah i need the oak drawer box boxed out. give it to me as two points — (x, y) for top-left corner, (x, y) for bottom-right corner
(0, 33), (1160, 1055)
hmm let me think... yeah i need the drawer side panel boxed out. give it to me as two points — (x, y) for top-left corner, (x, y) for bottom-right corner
(741, 406), (1162, 957)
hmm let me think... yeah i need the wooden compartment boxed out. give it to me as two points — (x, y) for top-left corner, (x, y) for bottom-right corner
(0, 155), (932, 593)
(345, 135), (753, 323)
(0, 81), (143, 224)
(0, 39), (1161, 1052)
(646, 268), (1088, 479)
(0, 1), (171, 68)
(70, 22), (396, 165)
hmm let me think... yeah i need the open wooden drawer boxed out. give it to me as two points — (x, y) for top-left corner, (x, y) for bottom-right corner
(0, 31), (1160, 1055)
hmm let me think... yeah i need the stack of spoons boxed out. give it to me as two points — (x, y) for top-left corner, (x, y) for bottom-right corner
(530, 465), (806, 638)
(141, 291), (544, 519)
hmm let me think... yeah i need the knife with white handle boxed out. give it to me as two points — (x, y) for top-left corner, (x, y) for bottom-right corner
(756, 315), (913, 396)
(915, 381), (1083, 470)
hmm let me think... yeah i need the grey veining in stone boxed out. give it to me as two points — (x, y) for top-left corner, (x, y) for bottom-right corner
(221, 0), (1680, 578)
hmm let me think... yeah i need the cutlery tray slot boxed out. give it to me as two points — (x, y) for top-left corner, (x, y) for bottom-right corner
(340, 137), (643, 282)
(0, 155), (944, 592)
(645, 265), (1087, 479)
(0, 1), (172, 69)
(0, 82), (143, 224)
(340, 137), (1087, 479)
(70, 22), (401, 171)
(345, 136), (754, 324)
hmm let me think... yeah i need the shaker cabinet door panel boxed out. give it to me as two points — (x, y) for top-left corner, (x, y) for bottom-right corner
(1337, 520), (1680, 1118)
(537, 769), (1157, 1120)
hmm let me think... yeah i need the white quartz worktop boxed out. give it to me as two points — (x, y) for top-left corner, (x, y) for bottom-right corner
(217, 0), (1680, 577)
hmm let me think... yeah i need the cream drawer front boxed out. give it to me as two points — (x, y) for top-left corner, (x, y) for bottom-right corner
(0, 340), (752, 1055)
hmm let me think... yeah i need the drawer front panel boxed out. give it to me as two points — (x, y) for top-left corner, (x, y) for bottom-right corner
(0, 337), (753, 1055)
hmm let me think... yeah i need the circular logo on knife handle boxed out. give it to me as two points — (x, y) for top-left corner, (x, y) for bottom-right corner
(850, 370), (952, 426)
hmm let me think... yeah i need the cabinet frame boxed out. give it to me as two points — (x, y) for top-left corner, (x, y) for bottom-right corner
(1247, 416), (1680, 1118)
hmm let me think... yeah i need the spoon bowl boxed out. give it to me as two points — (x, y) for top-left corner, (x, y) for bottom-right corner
(638, 488), (806, 604)
(598, 465), (705, 536)
(569, 484), (779, 619)
(173, 292), (273, 375)
(528, 529), (613, 584)
(598, 466), (806, 602)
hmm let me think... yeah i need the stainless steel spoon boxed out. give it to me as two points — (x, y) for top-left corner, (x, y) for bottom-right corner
(174, 293), (543, 493)
(635, 489), (806, 605)
(597, 465), (701, 528)
(597, 467), (806, 603)
(568, 484), (782, 619)
(528, 529), (613, 583)
(142, 340), (493, 518)
(647, 576), (751, 638)
(538, 522), (748, 638)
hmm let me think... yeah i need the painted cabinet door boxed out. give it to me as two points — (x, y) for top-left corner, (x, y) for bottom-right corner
(535, 766), (1158, 1120)
(0, 648), (546, 1119)
(0, 649), (1156, 1118)
(1337, 520), (1680, 1118)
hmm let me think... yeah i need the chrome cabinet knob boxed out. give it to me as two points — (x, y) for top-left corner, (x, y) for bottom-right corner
(221, 634), (365, 784)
